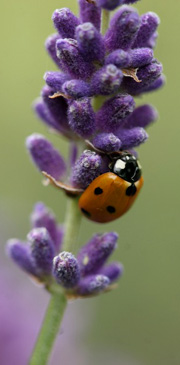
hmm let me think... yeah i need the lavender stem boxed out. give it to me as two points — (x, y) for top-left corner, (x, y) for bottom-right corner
(29, 287), (67, 365)
(63, 196), (82, 253)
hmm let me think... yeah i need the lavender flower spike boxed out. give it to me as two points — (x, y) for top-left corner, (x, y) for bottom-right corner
(77, 232), (118, 276)
(26, 134), (66, 180)
(71, 150), (102, 189)
(52, 8), (80, 39)
(53, 252), (80, 288)
(77, 275), (110, 296)
(28, 228), (55, 276)
(62, 80), (91, 99)
(6, 240), (37, 276)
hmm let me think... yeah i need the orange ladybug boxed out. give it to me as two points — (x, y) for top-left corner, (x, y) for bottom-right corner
(79, 152), (144, 223)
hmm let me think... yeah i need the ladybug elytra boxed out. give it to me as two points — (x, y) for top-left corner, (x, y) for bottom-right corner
(78, 152), (144, 223)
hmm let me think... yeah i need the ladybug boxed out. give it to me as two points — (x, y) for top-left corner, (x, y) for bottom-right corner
(78, 151), (144, 223)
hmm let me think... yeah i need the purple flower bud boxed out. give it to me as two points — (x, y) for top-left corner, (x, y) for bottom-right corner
(105, 49), (130, 69)
(69, 142), (78, 167)
(45, 34), (61, 67)
(128, 48), (154, 68)
(26, 134), (66, 180)
(78, 0), (101, 31)
(147, 31), (158, 49)
(96, 95), (135, 133)
(116, 127), (148, 149)
(31, 202), (64, 252)
(91, 65), (123, 96)
(53, 252), (80, 288)
(62, 80), (91, 99)
(77, 274), (110, 296)
(68, 99), (96, 138)
(33, 99), (62, 132)
(99, 262), (124, 282)
(52, 8), (80, 38)
(77, 232), (118, 276)
(56, 38), (94, 79)
(122, 104), (158, 129)
(105, 7), (140, 52)
(27, 228), (55, 275)
(122, 60), (163, 95)
(122, 0), (140, 3)
(76, 22), (105, 61)
(96, 0), (121, 10)
(93, 133), (122, 152)
(71, 150), (102, 189)
(6, 240), (37, 276)
(44, 71), (70, 91)
(132, 12), (160, 48)
(41, 86), (69, 132)
(143, 74), (165, 93)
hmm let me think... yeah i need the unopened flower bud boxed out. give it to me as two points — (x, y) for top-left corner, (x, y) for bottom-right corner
(52, 8), (80, 38)
(26, 134), (66, 180)
(77, 232), (118, 276)
(71, 150), (102, 189)
(53, 252), (80, 288)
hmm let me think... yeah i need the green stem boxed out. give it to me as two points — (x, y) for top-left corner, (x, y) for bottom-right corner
(101, 9), (110, 35)
(63, 196), (82, 253)
(29, 289), (67, 365)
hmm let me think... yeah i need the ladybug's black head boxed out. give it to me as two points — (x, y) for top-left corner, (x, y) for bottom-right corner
(109, 152), (142, 183)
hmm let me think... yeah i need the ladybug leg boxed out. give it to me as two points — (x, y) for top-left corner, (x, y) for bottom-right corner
(42, 171), (83, 196)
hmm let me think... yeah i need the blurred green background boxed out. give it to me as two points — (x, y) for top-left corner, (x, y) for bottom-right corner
(0, 0), (179, 364)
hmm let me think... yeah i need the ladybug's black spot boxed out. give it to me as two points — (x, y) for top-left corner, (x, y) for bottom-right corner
(126, 184), (137, 196)
(81, 208), (91, 217)
(94, 187), (103, 195)
(106, 206), (116, 214)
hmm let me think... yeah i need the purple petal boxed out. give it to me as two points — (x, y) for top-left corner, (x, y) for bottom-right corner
(44, 71), (70, 92)
(62, 80), (92, 99)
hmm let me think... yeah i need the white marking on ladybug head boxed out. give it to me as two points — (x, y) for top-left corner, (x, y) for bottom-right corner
(115, 159), (126, 170)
